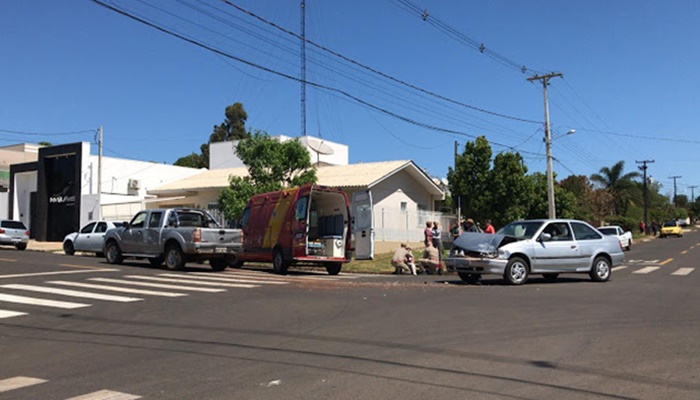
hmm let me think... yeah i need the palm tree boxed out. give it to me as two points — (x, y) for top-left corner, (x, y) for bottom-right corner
(590, 161), (641, 216)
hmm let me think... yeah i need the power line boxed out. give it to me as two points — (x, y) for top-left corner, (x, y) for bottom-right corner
(0, 128), (97, 136)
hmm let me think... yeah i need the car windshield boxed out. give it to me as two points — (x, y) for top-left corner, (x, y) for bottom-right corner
(1, 220), (27, 230)
(496, 221), (544, 239)
(598, 227), (617, 235)
(663, 221), (677, 227)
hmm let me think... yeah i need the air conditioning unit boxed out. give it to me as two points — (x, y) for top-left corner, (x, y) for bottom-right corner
(128, 179), (141, 190)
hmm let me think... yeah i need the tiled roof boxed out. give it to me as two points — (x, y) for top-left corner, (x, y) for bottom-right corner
(149, 160), (441, 195)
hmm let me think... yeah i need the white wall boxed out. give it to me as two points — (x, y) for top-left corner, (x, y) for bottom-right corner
(12, 171), (37, 229)
(209, 135), (349, 170)
(0, 192), (7, 220)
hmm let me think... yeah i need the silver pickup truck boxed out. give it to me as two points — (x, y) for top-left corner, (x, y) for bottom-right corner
(103, 208), (242, 271)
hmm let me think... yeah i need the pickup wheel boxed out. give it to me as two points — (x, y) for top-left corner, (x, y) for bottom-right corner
(272, 249), (289, 275)
(228, 253), (243, 269)
(325, 262), (342, 275)
(105, 241), (123, 265)
(165, 244), (186, 271)
(63, 241), (75, 255)
(210, 258), (228, 271)
(504, 256), (529, 285)
(148, 257), (164, 268)
(625, 239), (632, 251)
(589, 256), (611, 282)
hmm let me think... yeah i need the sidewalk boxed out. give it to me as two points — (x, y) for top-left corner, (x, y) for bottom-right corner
(27, 240), (64, 253)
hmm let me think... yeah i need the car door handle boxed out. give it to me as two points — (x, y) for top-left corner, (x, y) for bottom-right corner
(570, 245), (577, 249)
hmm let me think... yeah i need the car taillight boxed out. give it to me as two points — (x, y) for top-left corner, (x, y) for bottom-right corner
(192, 228), (201, 242)
(25, 230), (30, 236)
(0, 229), (4, 234)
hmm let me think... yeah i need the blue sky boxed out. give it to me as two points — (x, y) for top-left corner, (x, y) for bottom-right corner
(2, 0), (699, 200)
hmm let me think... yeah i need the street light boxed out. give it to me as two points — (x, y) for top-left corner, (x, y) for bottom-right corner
(544, 128), (576, 219)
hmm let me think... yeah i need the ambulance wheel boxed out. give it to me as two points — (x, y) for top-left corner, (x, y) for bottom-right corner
(272, 249), (289, 275)
(326, 262), (342, 275)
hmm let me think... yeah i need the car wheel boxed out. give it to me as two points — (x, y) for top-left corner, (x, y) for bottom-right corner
(625, 240), (631, 251)
(228, 253), (243, 268)
(165, 244), (186, 271)
(105, 241), (123, 265)
(210, 258), (228, 271)
(325, 262), (342, 275)
(504, 256), (529, 285)
(148, 257), (164, 268)
(542, 273), (559, 283)
(63, 241), (75, 255)
(458, 272), (481, 284)
(272, 249), (289, 275)
(15, 243), (27, 251)
(589, 256), (611, 282)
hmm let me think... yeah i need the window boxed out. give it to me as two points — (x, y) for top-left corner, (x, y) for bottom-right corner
(543, 222), (573, 241)
(295, 197), (308, 221)
(130, 212), (147, 228)
(80, 222), (96, 234)
(95, 222), (108, 233)
(148, 212), (163, 228)
(239, 207), (250, 228)
(571, 222), (602, 240)
(400, 202), (407, 212)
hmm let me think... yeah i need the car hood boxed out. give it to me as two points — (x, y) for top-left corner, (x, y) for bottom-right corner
(453, 232), (520, 255)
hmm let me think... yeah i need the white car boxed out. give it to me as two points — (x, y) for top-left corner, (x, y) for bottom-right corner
(598, 225), (633, 251)
(0, 220), (30, 251)
(63, 221), (123, 256)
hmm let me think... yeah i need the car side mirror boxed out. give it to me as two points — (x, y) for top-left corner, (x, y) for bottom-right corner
(538, 232), (552, 242)
(122, 222), (130, 229)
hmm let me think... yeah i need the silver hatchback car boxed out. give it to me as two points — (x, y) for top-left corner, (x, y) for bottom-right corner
(445, 219), (625, 285)
(0, 220), (30, 251)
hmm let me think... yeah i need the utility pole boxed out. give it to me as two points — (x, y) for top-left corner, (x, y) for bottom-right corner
(636, 160), (654, 230)
(669, 175), (682, 205)
(689, 185), (698, 203)
(527, 72), (563, 219)
(300, 0), (307, 136)
(97, 125), (103, 220)
(454, 140), (460, 224)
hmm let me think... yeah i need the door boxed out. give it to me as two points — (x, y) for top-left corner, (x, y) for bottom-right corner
(352, 191), (374, 260)
(121, 211), (148, 253)
(88, 222), (109, 252)
(73, 222), (96, 252)
(143, 211), (163, 253)
(533, 221), (579, 272)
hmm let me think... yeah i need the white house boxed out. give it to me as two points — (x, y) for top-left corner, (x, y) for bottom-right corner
(8, 142), (202, 241)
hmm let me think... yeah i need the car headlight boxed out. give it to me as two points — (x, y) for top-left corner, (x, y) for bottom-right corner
(497, 249), (509, 259)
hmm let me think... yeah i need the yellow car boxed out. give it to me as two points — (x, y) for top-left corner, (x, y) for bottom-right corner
(660, 221), (683, 238)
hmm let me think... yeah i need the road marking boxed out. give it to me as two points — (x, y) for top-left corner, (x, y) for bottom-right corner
(681, 250), (688, 255)
(65, 389), (141, 400)
(633, 267), (660, 274)
(659, 258), (673, 266)
(612, 266), (627, 271)
(1, 284), (142, 302)
(159, 273), (288, 285)
(59, 263), (114, 270)
(225, 270), (342, 281)
(0, 376), (47, 393)
(48, 281), (188, 297)
(0, 258), (17, 262)
(124, 275), (258, 289)
(672, 268), (694, 276)
(627, 259), (659, 264)
(0, 293), (89, 309)
(0, 269), (118, 279)
(0, 309), (28, 319)
(89, 278), (226, 293)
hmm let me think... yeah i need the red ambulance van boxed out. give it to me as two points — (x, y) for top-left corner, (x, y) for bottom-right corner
(234, 184), (352, 275)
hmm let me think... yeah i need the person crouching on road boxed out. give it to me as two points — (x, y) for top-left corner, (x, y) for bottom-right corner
(391, 243), (411, 275)
(419, 240), (442, 275)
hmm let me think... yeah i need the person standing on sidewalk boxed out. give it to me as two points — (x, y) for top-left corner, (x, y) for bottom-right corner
(432, 221), (443, 262)
(483, 219), (495, 234)
(423, 221), (433, 246)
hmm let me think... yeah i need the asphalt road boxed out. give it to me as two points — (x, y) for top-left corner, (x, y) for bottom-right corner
(1, 229), (699, 400)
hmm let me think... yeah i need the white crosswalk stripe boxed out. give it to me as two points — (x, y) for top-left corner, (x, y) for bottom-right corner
(123, 275), (258, 288)
(0, 293), (89, 309)
(48, 281), (188, 297)
(0, 376), (47, 393)
(224, 270), (342, 281)
(626, 259), (660, 264)
(671, 267), (694, 276)
(612, 266), (628, 272)
(88, 278), (226, 292)
(159, 273), (288, 285)
(0, 309), (27, 319)
(1, 284), (142, 303)
(633, 266), (660, 274)
(65, 389), (141, 400)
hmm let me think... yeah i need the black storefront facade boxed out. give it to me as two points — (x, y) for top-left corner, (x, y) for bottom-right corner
(9, 143), (84, 241)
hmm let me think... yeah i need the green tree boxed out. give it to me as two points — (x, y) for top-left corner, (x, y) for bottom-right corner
(590, 161), (640, 216)
(447, 136), (492, 221)
(175, 102), (251, 169)
(526, 172), (576, 219)
(218, 132), (317, 220)
(488, 152), (532, 226)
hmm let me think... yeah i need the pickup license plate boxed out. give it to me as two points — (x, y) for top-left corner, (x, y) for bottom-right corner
(214, 247), (228, 253)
